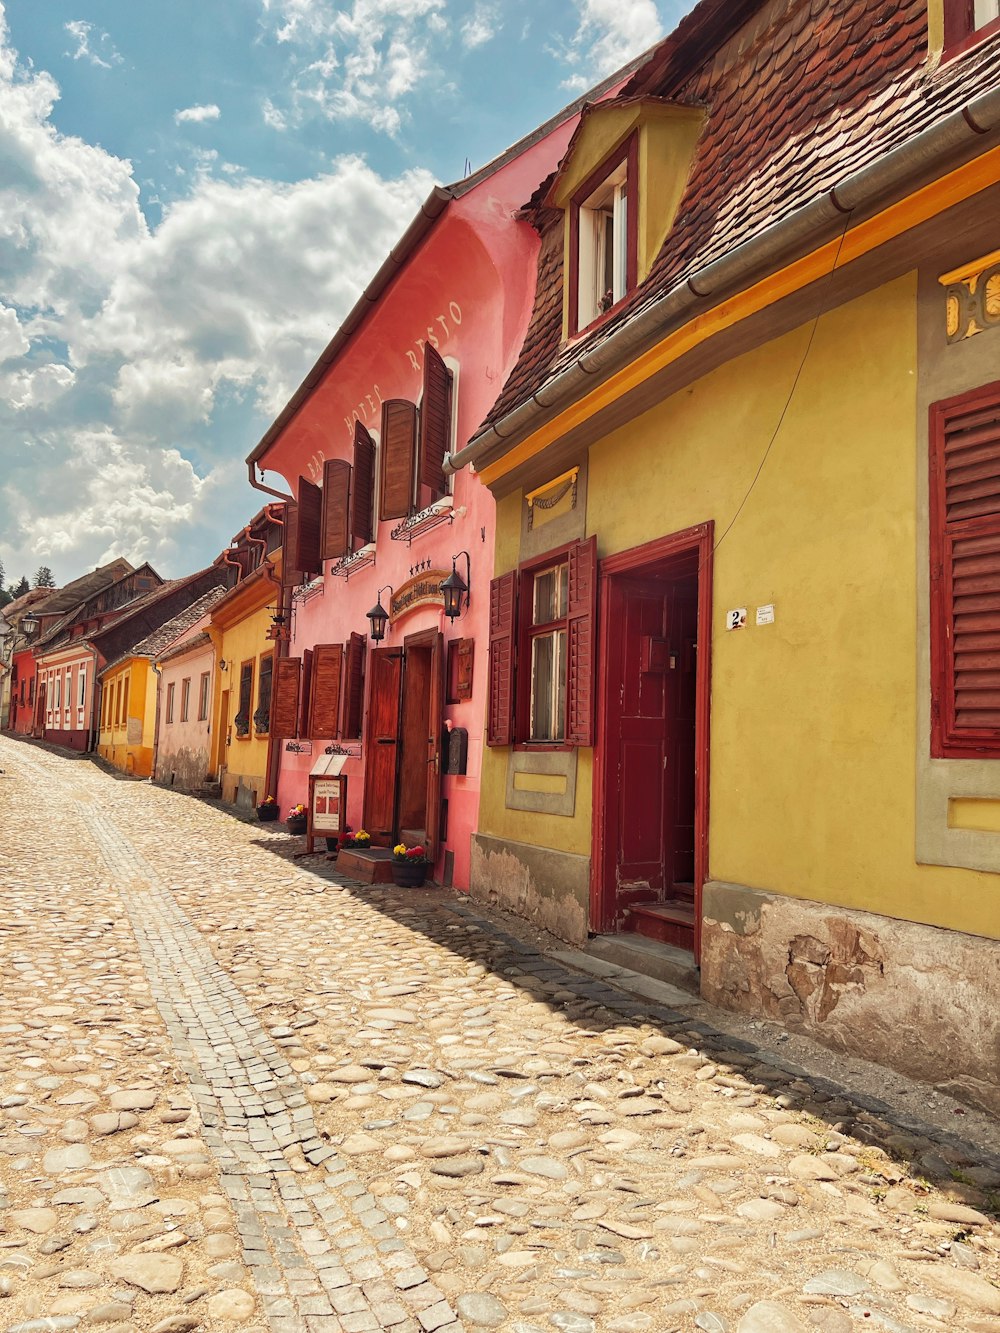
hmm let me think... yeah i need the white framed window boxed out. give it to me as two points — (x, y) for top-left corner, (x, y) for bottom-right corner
(180, 677), (191, 723)
(198, 671), (210, 722)
(78, 669), (87, 708)
(975, 0), (1000, 27)
(577, 162), (629, 331)
(528, 562), (569, 743)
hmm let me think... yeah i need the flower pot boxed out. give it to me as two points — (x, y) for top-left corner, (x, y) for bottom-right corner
(286, 816), (307, 836)
(391, 861), (429, 888)
(257, 805), (279, 822)
(325, 837), (339, 854)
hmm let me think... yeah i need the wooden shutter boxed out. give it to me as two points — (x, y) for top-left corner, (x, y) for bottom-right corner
(298, 647), (314, 737)
(295, 478), (323, 576)
(343, 631), (366, 739)
(352, 422), (376, 547)
(271, 657), (301, 738)
(566, 535), (598, 747)
(930, 381), (1000, 756)
(282, 503), (304, 587)
(308, 643), (344, 738)
(321, 460), (352, 561)
(419, 345), (452, 499)
(379, 399), (417, 521)
(487, 570), (518, 746)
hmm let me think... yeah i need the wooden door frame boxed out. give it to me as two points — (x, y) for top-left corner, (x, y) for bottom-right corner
(591, 521), (713, 960)
(401, 627), (444, 861)
(362, 646), (405, 844)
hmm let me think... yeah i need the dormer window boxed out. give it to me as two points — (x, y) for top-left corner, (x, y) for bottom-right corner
(944, 0), (1000, 51)
(569, 136), (638, 335)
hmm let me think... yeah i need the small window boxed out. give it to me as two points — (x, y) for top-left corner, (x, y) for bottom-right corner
(122, 678), (129, 724)
(198, 671), (210, 722)
(944, 0), (1000, 48)
(180, 677), (191, 723)
(528, 563), (569, 742)
(235, 660), (253, 737)
(570, 136), (637, 334)
(255, 655), (273, 734)
(166, 682), (175, 724)
(55, 675), (63, 711)
(78, 670), (86, 709)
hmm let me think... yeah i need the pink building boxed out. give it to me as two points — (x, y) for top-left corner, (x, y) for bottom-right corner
(247, 74), (634, 888)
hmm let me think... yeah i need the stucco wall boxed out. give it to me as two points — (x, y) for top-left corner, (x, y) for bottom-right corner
(156, 641), (214, 791)
(217, 606), (273, 810)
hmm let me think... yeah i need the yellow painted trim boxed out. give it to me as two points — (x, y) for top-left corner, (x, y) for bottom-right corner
(938, 247), (1000, 285)
(948, 797), (1000, 833)
(480, 145), (1000, 488)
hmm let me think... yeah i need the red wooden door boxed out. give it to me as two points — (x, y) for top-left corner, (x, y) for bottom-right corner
(363, 648), (402, 844)
(424, 632), (444, 862)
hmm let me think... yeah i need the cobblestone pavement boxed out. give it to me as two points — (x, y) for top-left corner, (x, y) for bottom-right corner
(1, 737), (999, 1333)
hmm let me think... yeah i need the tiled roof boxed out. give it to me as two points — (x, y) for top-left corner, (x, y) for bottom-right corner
(484, 0), (1000, 428)
(130, 586), (227, 659)
(156, 629), (212, 666)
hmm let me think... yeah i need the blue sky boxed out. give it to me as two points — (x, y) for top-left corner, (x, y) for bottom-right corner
(0, 0), (692, 587)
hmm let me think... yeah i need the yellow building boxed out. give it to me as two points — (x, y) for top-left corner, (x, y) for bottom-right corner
(451, 7), (1000, 1112)
(211, 510), (285, 812)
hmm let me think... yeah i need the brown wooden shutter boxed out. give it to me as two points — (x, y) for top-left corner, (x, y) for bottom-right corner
(343, 631), (366, 739)
(282, 503), (304, 587)
(295, 478), (322, 576)
(419, 345), (452, 500)
(308, 643), (344, 738)
(271, 657), (301, 738)
(352, 422), (376, 547)
(930, 381), (1000, 756)
(566, 535), (598, 747)
(487, 570), (517, 746)
(321, 460), (352, 561)
(379, 399), (417, 521)
(298, 647), (314, 737)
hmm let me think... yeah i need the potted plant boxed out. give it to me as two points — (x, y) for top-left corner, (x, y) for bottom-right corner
(286, 802), (308, 835)
(391, 843), (432, 888)
(342, 829), (371, 851)
(257, 795), (279, 822)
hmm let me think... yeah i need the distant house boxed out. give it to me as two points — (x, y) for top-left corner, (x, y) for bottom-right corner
(93, 566), (228, 777)
(99, 585), (227, 780)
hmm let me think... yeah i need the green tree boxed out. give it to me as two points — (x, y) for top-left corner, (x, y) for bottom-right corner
(11, 576), (29, 598)
(0, 558), (8, 609)
(33, 565), (56, 588)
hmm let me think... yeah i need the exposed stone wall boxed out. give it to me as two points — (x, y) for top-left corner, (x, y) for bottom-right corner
(470, 833), (589, 945)
(155, 743), (210, 792)
(701, 880), (1000, 1115)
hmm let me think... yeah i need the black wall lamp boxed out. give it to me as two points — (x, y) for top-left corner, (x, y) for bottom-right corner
(440, 552), (471, 624)
(366, 586), (393, 642)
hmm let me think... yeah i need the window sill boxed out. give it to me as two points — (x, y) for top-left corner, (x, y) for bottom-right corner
(941, 15), (1000, 62)
(568, 290), (634, 344)
(514, 741), (573, 753)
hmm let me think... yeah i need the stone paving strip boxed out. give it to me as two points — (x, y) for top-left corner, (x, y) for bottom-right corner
(2, 736), (1000, 1333)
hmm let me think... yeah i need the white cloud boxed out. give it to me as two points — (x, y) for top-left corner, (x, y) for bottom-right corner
(461, 5), (500, 49)
(558, 0), (663, 84)
(258, 0), (445, 136)
(64, 19), (121, 70)
(0, 4), (436, 583)
(174, 104), (222, 125)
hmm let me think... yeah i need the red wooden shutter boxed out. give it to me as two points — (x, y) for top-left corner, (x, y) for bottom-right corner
(271, 657), (301, 738)
(321, 460), (352, 561)
(298, 647), (314, 737)
(308, 643), (344, 738)
(566, 535), (598, 747)
(930, 381), (1000, 756)
(487, 570), (518, 746)
(343, 631), (366, 739)
(379, 399), (417, 521)
(282, 503), (304, 587)
(295, 478), (322, 576)
(419, 345), (452, 499)
(352, 422), (376, 547)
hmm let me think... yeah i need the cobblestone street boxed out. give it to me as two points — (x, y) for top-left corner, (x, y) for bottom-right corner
(1, 736), (999, 1333)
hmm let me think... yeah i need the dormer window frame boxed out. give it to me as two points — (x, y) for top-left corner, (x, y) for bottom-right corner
(943, 0), (1000, 57)
(568, 133), (639, 338)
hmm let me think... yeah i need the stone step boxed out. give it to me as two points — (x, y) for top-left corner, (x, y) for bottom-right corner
(586, 931), (700, 995)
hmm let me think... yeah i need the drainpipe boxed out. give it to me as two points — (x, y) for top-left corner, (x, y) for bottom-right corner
(150, 660), (163, 781)
(445, 83), (1000, 476)
(256, 506), (288, 803)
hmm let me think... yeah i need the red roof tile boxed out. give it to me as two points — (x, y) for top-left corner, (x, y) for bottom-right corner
(484, 0), (1000, 429)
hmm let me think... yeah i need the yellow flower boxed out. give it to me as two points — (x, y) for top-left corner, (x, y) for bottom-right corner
(393, 844), (407, 856)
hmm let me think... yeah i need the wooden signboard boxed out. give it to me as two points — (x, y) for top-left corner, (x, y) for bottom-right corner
(306, 773), (347, 855)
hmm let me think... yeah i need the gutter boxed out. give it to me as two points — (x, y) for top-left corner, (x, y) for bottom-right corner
(445, 82), (1000, 476)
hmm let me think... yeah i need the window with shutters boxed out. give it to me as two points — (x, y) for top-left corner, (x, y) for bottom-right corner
(270, 656), (302, 738)
(254, 654), (273, 733)
(306, 643), (344, 737)
(486, 537), (597, 749)
(235, 660), (253, 737)
(378, 349), (455, 521)
(930, 380), (1000, 757)
(943, 0), (1000, 50)
(343, 632), (366, 739)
